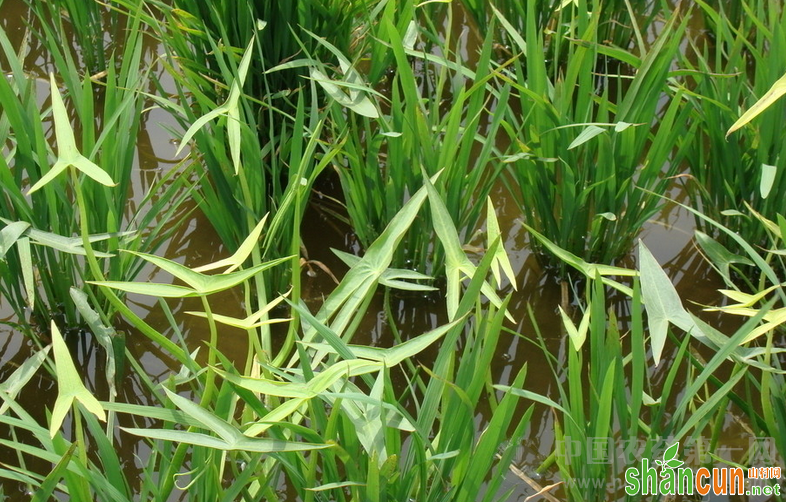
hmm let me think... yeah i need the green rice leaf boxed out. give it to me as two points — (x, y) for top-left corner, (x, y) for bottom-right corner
(491, 4), (526, 52)
(494, 385), (580, 429)
(121, 427), (329, 453)
(642, 392), (660, 405)
(16, 236), (34, 310)
(402, 20), (418, 50)
(309, 68), (378, 118)
(596, 212), (617, 221)
(307, 482), (365, 492)
(614, 121), (637, 132)
(0, 219), (122, 258)
(70, 288), (119, 399)
(31, 442), (77, 502)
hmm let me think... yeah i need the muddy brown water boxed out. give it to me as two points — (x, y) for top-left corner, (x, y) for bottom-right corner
(0, 0), (777, 500)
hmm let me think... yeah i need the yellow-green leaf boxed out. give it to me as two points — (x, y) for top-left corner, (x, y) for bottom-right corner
(28, 75), (115, 194)
(486, 197), (516, 290)
(193, 214), (268, 273)
(727, 71), (786, 138)
(49, 321), (105, 437)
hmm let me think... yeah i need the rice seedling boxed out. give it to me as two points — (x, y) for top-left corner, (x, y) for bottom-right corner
(140, 0), (369, 100)
(500, 3), (695, 277)
(462, 0), (665, 73)
(675, 22), (786, 474)
(678, 0), (786, 250)
(112, 0), (374, 298)
(23, 0), (127, 75)
(0, 5), (193, 334)
(314, 3), (512, 276)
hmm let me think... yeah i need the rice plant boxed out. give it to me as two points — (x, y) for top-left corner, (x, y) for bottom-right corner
(462, 0), (666, 75)
(500, 3), (694, 277)
(23, 0), (127, 75)
(0, 5), (193, 334)
(675, 16), (786, 474)
(109, 0), (377, 298)
(679, 0), (786, 250)
(314, 2), (512, 277)
(142, 0), (369, 101)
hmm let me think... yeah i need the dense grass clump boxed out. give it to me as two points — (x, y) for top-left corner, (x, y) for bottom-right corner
(679, 0), (786, 250)
(319, 3), (512, 277)
(501, 3), (694, 276)
(0, 2), (191, 332)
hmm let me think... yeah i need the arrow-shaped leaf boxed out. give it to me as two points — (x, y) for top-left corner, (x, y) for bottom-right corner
(487, 197), (517, 289)
(421, 171), (511, 322)
(28, 74), (115, 194)
(49, 321), (106, 437)
(332, 249), (436, 291)
(91, 252), (290, 297)
(639, 241), (694, 365)
(192, 214), (268, 273)
(176, 25), (263, 175)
